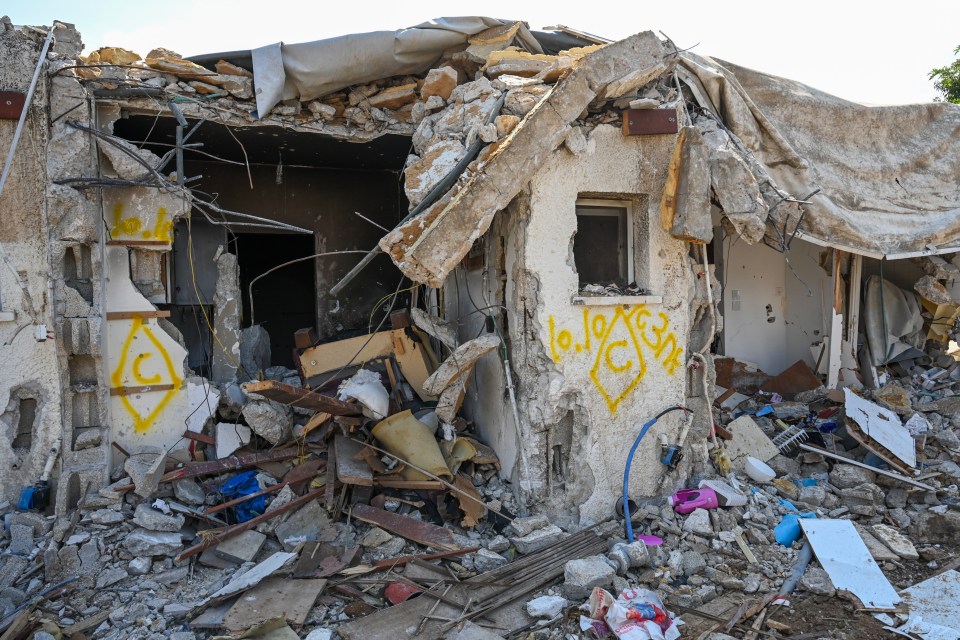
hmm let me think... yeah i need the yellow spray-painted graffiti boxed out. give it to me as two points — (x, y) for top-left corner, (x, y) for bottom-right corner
(111, 317), (182, 433)
(109, 202), (172, 242)
(549, 305), (682, 413)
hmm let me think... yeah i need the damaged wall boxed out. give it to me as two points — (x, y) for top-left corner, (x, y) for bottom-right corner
(503, 125), (696, 524)
(184, 161), (405, 340)
(0, 21), (65, 506)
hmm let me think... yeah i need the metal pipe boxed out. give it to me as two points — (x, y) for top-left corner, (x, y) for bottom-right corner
(622, 405), (691, 542)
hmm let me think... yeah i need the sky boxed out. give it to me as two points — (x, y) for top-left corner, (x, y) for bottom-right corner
(4, 0), (959, 105)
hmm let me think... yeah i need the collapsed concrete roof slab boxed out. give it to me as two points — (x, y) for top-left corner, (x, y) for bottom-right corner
(380, 31), (671, 287)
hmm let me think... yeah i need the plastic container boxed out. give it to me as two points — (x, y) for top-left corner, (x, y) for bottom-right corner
(668, 488), (719, 514)
(744, 456), (776, 483)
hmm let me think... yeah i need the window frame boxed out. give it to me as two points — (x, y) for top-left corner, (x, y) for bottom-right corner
(574, 198), (635, 286)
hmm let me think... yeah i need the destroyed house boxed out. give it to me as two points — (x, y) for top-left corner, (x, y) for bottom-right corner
(1, 12), (960, 544)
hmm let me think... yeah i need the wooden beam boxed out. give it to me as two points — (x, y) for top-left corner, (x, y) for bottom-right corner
(106, 239), (170, 246)
(241, 380), (361, 415)
(110, 384), (176, 396)
(106, 310), (171, 320)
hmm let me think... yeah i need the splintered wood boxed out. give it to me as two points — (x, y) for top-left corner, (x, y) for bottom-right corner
(337, 521), (617, 640)
(349, 504), (461, 552)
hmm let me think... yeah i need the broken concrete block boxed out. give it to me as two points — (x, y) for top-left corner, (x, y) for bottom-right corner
(494, 113), (520, 137)
(682, 508), (714, 536)
(855, 525), (899, 562)
(96, 137), (161, 181)
(9, 524), (34, 556)
(871, 524), (919, 560)
(526, 594), (567, 619)
(828, 465), (876, 490)
(274, 499), (330, 550)
(132, 503), (185, 532)
(404, 139), (466, 207)
(239, 325), (271, 382)
(215, 59), (252, 78)
(215, 530), (266, 564)
(73, 429), (102, 451)
(216, 422), (252, 458)
(799, 566), (836, 596)
(369, 84), (418, 110)
(304, 630), (333, 640)
(95, 567), (127, 589)
(123, 529), (182, 556)
(221, 75), (253, 99)
(563, 555), (615, 599)
(506, 514), (549, 538)
(10, 512), (51, 536)
(307, 101), (337, 119)
(173, 478), (206, 505)
(660, 127), (713, 244)
(510, 523), (565, 554)
(472, 548), (508, 572)
(241, 400), (291, 446)
(421, 67), (458, 101)
(359, 527), (394, 548)
(125, 447), (166, 498)
(423, 334), (501, 397)
(128, 556), (152, 576)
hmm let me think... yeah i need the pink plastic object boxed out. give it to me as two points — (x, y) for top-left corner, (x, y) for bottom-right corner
(636, 534), (663, 546)
(668, 488), (719, 514)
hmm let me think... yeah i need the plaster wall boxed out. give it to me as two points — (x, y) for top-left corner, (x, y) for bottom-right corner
(506, 125), (695, 523)
(722, 236), (831, 373)
(444, 222), (518, 480)
(0, 26), (65, 504)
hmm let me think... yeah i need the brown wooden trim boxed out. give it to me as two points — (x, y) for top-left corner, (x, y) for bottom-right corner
(183, 430), (215, 445)
(106, 239), (170, 246)
(106, 310), (171, 321)
(110, 383), (176, 396)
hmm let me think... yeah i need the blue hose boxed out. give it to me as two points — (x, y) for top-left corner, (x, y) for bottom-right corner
(623, 405), (691, 542)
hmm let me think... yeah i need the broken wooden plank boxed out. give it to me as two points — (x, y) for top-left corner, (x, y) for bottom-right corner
(334, 435), (373, 487)
(161, 447), (300, 482)
(293, 543), (359, 578)
(374, 479), (445, 490)
(349, 504), (461, 552)
(242, 380), (361, 415)
(176, 489), (324, 561)
(337, 521), (615, 640)
(372, 547), (480, 571)
(222, 577), (327, 632)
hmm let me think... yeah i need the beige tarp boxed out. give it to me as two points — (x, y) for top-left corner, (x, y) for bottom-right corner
(250, 17), (541, 117)
(679, 53), (960, 257)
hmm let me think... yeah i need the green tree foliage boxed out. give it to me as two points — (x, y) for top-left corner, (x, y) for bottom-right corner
(930, 45), (960, 103)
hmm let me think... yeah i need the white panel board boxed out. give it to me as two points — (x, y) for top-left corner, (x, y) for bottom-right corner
(844, 388), (917, 469)
(896, 570), (960, 639)
(800, 519), (901, 611)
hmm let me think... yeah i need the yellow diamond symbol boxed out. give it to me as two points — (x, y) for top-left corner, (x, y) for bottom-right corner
(110, 317), (182, 434)
(590, 307), (646, 413)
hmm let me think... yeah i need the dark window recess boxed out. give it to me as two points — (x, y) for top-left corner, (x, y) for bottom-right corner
(574, 205), (629, 286)
(13, 397), (37, 449)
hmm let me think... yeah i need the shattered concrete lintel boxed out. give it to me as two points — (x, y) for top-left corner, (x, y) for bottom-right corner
(380, 31), (671, 287)
(422, 334), (501, 396)
(97, 97), (414, 143)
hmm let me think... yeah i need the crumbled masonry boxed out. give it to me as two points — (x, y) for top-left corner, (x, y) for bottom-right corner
(1, 13), (960, 640)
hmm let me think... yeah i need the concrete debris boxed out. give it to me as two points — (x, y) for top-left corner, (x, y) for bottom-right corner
(3, 16), (960, 640)
(563, 555), (616, 599)
(241, 398), (293, 446)
(132, 503), (186, 532)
